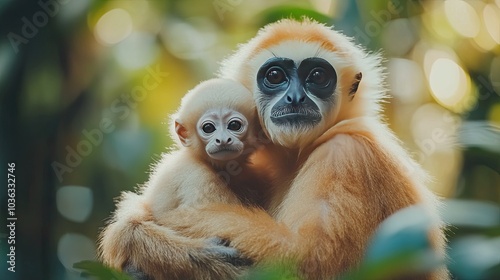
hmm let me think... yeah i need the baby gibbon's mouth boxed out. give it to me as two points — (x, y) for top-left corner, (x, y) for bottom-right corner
(210, 148), (238, 154)
(208, 148), (242, 161)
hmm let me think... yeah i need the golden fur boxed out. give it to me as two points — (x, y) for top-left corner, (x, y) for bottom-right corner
(100, 19), (449, 280)
(160, 19), (449, 279)
(98, 79), (269, 279)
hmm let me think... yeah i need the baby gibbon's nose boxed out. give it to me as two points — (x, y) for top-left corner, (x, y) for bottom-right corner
(215, 138), (232, 145)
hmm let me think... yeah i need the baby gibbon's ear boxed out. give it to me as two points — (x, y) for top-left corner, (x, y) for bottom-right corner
(174, 119), (191, 147)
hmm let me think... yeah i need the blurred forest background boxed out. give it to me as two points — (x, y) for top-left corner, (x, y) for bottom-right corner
(0, 0), (499, 279)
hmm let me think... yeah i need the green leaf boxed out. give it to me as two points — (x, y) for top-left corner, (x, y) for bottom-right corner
(364, 205), (435, 262)
(343, 205), (443, 279)
(243, 260), (300, 280)
(73, 260), (132, 280)
(342, 249), (439, 280)
(449, 236), (500, 280)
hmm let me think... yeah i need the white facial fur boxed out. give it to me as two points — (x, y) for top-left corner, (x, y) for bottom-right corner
(218, 20), (387, 148)
(252, 42), (348, 148)
(197, 108), (249, 161)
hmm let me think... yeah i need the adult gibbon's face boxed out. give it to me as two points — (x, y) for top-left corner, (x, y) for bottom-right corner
(219, 20), (368, 149)
(257, 57), (337, 127)
(254, 55), (338, 147)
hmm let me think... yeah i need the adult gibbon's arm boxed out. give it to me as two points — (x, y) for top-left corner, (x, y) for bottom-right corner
(161, 119), (447, 279)
(99, 192), (248, 280)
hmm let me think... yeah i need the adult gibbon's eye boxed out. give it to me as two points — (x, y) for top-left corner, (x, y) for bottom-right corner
(308, 68), (328, 86)
(202, 123), (216, 133)
(265, 67), (286, 85)
(227, 120), (242, 131)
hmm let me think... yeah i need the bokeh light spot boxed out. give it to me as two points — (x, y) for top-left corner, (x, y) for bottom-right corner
(115, 32), (159, 70)
(57, 233), (96, 270)
(94, 8), (133, 45)
(444, 0), (480, 38)
(56, 186), (93, 223)
(382, 19), (417, 56)
(310, 0), (333, 15)
(161, 19), (217, 60)
(483, 4), (500, 44)
(427, 57), (473, 112)
(430, 58), (461, 100)
(387, 58), (425, 103)
(410, 103), (458, 151)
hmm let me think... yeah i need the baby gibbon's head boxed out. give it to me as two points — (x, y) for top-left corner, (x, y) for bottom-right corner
(172, 79), (259, 164)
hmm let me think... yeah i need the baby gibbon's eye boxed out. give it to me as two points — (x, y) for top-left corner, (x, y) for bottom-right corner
(202, 123), (216, 134)
(227, 120), (242, 131)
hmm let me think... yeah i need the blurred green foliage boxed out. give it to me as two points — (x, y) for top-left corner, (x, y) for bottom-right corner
(73, 261), (132, 280)
(258, 6), (332, 25)
(0, 0), (499, 279)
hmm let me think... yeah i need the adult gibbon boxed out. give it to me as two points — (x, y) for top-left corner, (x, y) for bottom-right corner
(161, 19), (449, 279)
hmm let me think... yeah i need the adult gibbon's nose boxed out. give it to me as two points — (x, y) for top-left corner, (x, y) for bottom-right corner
(285, 90), (306, 105)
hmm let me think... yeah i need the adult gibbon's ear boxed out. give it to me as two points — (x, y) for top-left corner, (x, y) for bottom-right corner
(348, 72), (362, 101)
(175, 119), (191, 147)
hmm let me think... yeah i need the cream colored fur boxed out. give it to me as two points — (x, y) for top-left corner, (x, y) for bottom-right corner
(159, 19), (450, 279)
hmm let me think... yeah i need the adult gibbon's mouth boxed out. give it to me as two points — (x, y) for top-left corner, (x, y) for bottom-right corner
(270, 106), (321, 126)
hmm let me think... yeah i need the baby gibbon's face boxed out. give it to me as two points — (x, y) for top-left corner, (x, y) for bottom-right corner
(197, 108), (249, 161)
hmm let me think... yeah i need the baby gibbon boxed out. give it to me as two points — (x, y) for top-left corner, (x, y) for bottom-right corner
(99, 78), (269, 280)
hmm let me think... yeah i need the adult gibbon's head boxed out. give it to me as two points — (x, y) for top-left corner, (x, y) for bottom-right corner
(219, 19), (385, 148)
